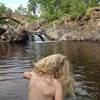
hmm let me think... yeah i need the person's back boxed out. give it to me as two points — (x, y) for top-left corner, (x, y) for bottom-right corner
(23, 54), (75, 100)
(29, 71), (55, 100)
(23, 71), (63, 100)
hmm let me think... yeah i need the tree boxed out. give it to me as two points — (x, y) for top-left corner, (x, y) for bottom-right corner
(6, 8), (13, 15)
(88, 0), (100, 6)
(0, 3), (13, 24)
(27, 0), (100, 21)
(70, 0), (85, 19)
(0, 3), (7, 15)
(28, 0), (39, 17)
(14, 5), (28, 15)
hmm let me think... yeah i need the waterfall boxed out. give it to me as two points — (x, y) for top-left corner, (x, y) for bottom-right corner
(29, 33), (48, 43)
(34, 34), (43, 41)
(41, 34), (48, 41)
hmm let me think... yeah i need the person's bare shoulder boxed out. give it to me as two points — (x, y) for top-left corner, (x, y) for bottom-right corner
(53, 79), (62, 88)
(31, 71), (37, 77)
(53, 79), (63, 100)
(23, 71), (33, 79)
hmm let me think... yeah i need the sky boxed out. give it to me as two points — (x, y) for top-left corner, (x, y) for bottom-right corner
(0, 0), (28, 11)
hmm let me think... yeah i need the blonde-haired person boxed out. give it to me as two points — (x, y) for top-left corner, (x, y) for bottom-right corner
(23, 54), (75, 100)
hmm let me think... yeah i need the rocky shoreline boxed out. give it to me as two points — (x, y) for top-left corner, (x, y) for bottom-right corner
(42, 7), (100, 42)
(0, 7), (100, 43)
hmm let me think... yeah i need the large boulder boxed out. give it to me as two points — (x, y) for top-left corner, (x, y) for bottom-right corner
(0, 26), (29, 43)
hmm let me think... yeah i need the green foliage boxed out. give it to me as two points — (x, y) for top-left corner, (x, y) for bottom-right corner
(60, 0), (71, 14)
(26, 16), (36, 23)
(28, 0), (63, 21)
(88, 0), (100, 7)
(28, 0), (100, 21)
(6, 8), (12, 14)
(0, 3), (7, 14)
(0, 3), (13, 24)
(0, 19), (7, 24)
(0, 3), (12, 15)
(28, 0), (37, 16)
(41, 9), (63, 21)
(14, 5), (28, 15)
(69, 0), (86, 20)
(85, 7), (93, 17)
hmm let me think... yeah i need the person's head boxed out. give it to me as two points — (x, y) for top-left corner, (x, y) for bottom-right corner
(32, 54), (75, 96)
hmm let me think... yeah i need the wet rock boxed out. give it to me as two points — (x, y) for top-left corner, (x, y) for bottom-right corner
(0, 27), (6, 35)
(0, 25), (29, 43)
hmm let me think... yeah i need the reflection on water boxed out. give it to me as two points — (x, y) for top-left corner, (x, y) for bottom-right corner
(0, 41), (100, 100)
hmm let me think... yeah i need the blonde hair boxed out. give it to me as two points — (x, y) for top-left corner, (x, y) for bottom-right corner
(32, 54), (75, 96)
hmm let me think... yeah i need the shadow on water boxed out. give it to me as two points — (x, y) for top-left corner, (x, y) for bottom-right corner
(0, 41), (100, 100)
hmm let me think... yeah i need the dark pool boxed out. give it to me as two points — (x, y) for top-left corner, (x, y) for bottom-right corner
(0, 41), (100, 100)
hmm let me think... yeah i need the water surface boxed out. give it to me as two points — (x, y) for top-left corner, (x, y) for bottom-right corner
(0, 41), (100, 100)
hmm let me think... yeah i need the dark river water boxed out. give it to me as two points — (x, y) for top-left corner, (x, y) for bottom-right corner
(0, 41), (100, 100)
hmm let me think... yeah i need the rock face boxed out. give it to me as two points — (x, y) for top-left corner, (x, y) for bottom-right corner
(0, 24), (49, 43)
(0, 24), (29, 43)
(45, 7), (100, 42)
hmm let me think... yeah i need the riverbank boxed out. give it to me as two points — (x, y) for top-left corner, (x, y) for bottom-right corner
(0, 7), (100, 43)
(30, 7), (100, 42)
(43, 7), (100, 41)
